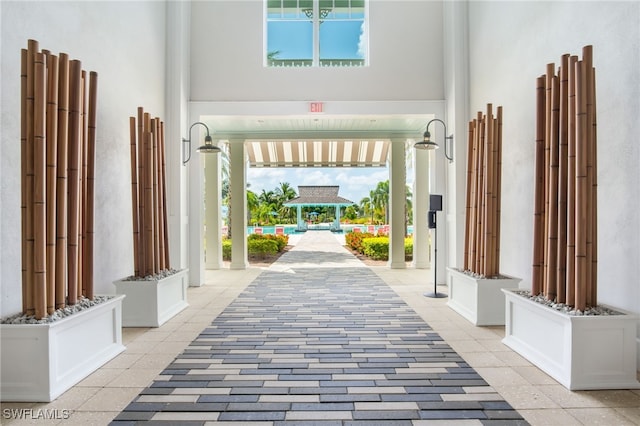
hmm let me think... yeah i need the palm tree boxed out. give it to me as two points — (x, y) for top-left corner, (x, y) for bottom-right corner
(274, 182), (297, 223)
(247, 189), (259, 225)
(373, 180), (390, 224)
(360, 191), (376, 224)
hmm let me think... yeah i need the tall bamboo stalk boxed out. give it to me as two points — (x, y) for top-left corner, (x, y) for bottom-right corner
(463, 121), (474, 271)
(532, 76), (546, 296)
(129, 108), (171, 277)
(83, 71), (97, 300)
(532, 47), (597, 310)
(46, 53), (59, 314)
(20, 40), (99, 319)
(33, 52), (47, 319)
(556, 55), (569, 304)
(464, 104), (503, 277)
(129, 117), (141, 277)
(67, 60), (82, 306)
(55, 53), (69, 309)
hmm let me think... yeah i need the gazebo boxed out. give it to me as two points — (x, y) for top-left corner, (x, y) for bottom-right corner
(284, 186), (355, 232)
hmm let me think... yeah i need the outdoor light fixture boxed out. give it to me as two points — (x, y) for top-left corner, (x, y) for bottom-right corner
(414, 118), (454, 163)
(182, 122), (220, 165)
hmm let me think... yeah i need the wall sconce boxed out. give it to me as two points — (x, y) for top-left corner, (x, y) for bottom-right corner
(182, 122), (220, 165)
(414, 118), (454, 163)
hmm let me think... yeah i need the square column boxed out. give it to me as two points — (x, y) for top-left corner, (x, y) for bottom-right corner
(388, 138), (407, 269)
(229, 140), (248, 269)
(205, 146), (222, 269)
(412, 147), (430, 268)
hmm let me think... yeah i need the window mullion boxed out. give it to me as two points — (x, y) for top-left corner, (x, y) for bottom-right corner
(313, 0), (320, 66)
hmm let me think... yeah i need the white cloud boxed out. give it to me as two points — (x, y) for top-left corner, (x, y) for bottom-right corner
(246, 167), (390, 204)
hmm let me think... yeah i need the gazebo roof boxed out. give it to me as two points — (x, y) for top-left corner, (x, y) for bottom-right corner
(284, 186), (354, 206)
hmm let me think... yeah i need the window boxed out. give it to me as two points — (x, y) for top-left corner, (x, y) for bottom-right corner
(265, 0), (367, 67)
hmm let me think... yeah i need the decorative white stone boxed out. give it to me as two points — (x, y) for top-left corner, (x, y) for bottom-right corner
(0, 295), (125, 402)
(502, 289), (640, 390)
(446, 267), (521, 326)
(114, 269), (188, 327)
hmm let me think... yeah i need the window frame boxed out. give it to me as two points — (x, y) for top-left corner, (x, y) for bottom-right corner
(264, 0), (368, 68)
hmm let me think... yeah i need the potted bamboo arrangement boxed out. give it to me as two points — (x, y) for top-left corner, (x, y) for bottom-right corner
(112, 107), (188, 327)
(447, 104), (521, 326)
(1, 40), (125, 402)
(502, 46), (639, 390)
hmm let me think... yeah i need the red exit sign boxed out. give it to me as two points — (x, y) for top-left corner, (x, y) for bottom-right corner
(309, 102), (324, 113)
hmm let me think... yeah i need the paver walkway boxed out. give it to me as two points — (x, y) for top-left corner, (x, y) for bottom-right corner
(111, 231), (528, 425)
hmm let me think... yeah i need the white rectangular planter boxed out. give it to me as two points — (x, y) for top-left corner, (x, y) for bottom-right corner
(0, 295), (125, 402)
(446, 267), (521, 326)
(502, 289), (640, 390)
(114, 269), (188, 327)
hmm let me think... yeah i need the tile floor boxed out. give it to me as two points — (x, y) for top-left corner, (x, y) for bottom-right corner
(1, 233), (639, 425)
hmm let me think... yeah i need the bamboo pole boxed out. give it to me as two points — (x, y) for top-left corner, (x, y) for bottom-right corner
(129, 116), (141, 277)
(55, 53), (69, 309)
(556, 55), (569, 304)
(83, 71), (97, 300)
(468, 116), (480, 269)
(160, 121), (170, 268)
(78, 70), (86, 300)
(495, 106), (503, 274)
(476, 116), (485, 273)
(545, 75), (560, 301)
(484, 104), (495, 276)
(46, 53), (59, 314)
(67, 59), (82, 306)
(583, 45), (595, 307)
(33, 52), (47, 319)
(25, 39), (39, 316)
(463, 121), (474, 270)
(532, 76), (546, 296)
(151, 118), (160, 272)
(590, 68), (598, 307)
(21, 49), (28, 313)
(574, 59), (588, 312)
(137, 107), (146, 275)
(144, 113), (154, 276)
(157, 120), (166, 271)
(566, 55), (578, 306)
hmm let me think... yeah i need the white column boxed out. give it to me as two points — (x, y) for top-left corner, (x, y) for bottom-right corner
(165, 0), (190, 272)
(205, 146), (222, 269)
(188, 146), (205, 286)
(412, 146), (430, 268)
(443, 1), (470, 272)
(388, 138), (407, 269)
(229, 140), (248, 269)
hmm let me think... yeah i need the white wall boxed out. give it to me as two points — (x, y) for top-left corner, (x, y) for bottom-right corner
(0, 1), (167, 316)
(190, 0), (444, 102)
(467, 1), (640, 313)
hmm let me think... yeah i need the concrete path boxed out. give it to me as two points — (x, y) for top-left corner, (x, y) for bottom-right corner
(111, 231), (527, 425)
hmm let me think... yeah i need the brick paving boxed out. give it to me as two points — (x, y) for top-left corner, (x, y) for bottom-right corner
(111, 231), (528, 425)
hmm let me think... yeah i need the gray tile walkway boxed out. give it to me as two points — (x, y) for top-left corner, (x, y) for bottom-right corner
(111, 231), (528, 425)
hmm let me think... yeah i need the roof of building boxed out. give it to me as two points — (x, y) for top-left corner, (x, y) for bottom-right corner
(284, 185), (355, 206)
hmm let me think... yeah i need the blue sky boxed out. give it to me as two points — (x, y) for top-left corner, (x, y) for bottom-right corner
(247, 166), (390, 204)
(267, 20), (365, 60)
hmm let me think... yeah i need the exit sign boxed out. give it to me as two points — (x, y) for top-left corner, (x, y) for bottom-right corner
(309, 102), (324, 113)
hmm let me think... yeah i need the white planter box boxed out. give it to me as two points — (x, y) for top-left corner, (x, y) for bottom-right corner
(114, 269), (188, 327)
(502, 289), (640, 390)
(0, 295), (125, 402)
(446, 267), (521, 326)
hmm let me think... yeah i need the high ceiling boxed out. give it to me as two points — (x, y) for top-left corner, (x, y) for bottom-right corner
(201, 114), (431, 168)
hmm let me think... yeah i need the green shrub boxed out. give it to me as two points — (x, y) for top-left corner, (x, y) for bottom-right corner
(362, 237), (389, 260)
(222, 239), (232, 260)
(248, 238), (279, 257)
(404, 237), (413, 260)
(345, 231), (375, 253)
(248, 233), (289, 251)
